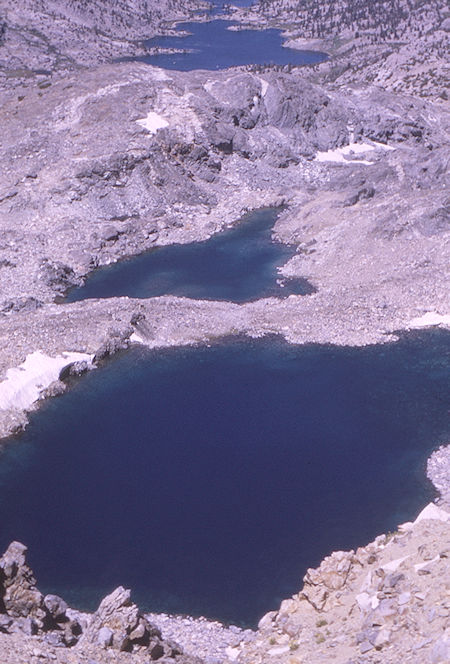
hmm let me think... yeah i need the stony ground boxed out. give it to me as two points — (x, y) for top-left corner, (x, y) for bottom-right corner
(145, 613), (256, 663)
(0, 59), (448, 438)
(0, 0), (208, 86)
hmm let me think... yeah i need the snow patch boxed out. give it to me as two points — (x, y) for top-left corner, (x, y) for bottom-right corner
(315, 141), (395, 165)
(136, 111), (169, 134)
(259, 78), (269, 97)
(409, 312), (450, 329)
(130, 331), (145, 344)
(0, 351), (94, 411)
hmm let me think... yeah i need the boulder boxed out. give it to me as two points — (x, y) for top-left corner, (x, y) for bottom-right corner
(78, 586), (179, 657)
(44, 594), (68, 623)
(0, 541), (46, 628)
(0, 542), (81, 644)
(39, 259), (83, 296)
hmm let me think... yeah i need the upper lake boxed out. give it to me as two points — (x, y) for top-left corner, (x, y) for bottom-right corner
(0, 331), (448, 627)
(139, 18), (327, 71)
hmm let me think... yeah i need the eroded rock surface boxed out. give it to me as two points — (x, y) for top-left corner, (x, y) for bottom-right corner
(0, 542), (82, 645)
(78, 586), (178, 656)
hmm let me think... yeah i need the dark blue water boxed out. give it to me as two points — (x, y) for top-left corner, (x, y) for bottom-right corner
(67, 208), (315, 303)
(142, 19), (327, 71)
(1, 331), (449, 626)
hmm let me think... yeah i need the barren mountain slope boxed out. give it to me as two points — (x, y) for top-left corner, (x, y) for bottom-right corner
(0, 0), (206, 82)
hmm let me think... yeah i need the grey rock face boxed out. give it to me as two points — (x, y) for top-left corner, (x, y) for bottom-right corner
(0, 542), (83, 644)
(0, 542), (46, 627)
(39, 260), (83, 296)
(0, 297), (42, 314)
(43, 594), (68, 623)
(79, 586), (179, 656)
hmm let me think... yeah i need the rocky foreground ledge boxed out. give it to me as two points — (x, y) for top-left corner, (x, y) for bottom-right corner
(239, 503), (450, 664)
(0, 495), (449, 664)
(0, 540), (201, 663)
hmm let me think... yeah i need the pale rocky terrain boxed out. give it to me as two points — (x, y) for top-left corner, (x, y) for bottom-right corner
(0, 0), (207, 88)
(0, 0), (449, 662)
(238, 503), (450, 664)
(0, 61), (448, 438)
(233, 0), (449, 100)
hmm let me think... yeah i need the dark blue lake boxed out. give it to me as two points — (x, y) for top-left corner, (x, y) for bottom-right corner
(1, 331), (449, 626)
(141, 19), (327, 71)
(67, 208), (314, 303)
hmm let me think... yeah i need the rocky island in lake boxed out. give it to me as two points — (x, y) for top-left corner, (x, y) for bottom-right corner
(0, 0), (449, 662)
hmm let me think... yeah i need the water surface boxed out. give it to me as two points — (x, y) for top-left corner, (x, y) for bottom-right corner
(1, 331), (448, 626)
(142, 19), (327, 71)
(67, 208), (314, 302)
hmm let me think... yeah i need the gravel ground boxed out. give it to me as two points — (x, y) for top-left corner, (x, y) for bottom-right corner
(145, 613), (256, 663)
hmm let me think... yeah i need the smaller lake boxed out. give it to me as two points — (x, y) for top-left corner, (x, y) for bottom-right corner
(141, 19), (327, 71)
(67, 208), (315, 303)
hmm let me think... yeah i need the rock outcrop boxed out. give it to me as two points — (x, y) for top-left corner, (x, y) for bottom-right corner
(0, 541), (197, 662)
(78, 586), (179, 656)
(0, 541), (81, 644)
(237, 503), (450, 664)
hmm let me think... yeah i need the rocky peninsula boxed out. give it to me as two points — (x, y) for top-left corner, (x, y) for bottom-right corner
(0, 0), (449, 661)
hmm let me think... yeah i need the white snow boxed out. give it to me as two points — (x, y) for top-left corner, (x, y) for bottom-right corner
(409, 312), (450, 329)
(0, 351), (93, 411)
(130, 331), (145, 344)
(315, 141), (395, 165)
(315, 142), (375, 165)
(259, 78), (269, 97)
(136, 111), (169, 134)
